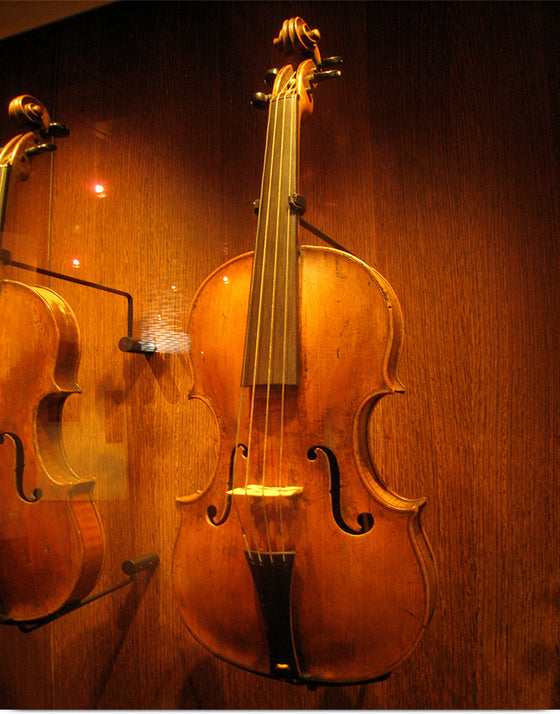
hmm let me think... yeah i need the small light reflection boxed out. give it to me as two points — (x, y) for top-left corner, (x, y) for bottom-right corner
(72, 257), (81, 268)
(93, 183), (107, 198)
(223, 275), (230, 284)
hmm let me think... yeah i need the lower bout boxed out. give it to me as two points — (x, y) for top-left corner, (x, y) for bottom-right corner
(173, 525), (431, 684)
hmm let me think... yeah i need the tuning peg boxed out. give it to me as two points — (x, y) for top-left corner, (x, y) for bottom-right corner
(251, 92), (271, 110)
(311, 68), (342, 83)
(317, 56), (343, 69)
(25, 142), (57, 156)
(47, 122), (69, 138)
(265, 68), (278, 87)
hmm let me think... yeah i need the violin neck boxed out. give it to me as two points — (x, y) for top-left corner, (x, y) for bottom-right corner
(242, 89), (300, 388)
(0, 164), (10, 236)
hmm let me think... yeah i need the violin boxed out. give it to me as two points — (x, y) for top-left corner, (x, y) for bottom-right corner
(0, 97), (104, 622)
(173, 19), (437, 685)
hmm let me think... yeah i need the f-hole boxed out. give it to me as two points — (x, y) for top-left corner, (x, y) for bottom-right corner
(207, 443), (247, 526)
(0, 432), (42, 503)
(307, 445), (374, 535)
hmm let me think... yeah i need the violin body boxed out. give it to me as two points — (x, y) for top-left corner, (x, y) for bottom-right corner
(174, 247), (437, 685)
(0, 279), (103, 622)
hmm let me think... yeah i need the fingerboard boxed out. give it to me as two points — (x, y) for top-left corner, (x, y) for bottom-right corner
(241, 87), (299, 387)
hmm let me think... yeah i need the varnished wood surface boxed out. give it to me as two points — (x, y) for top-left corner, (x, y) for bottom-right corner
(0, 0), (558, 708)
(0, 280), (104, 621)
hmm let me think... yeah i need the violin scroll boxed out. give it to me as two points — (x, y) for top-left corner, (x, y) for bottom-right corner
(274, 17), (321, 64)
(273, 17), (342, 72)
(251, 18), (341, 117)
(8, 95), (51, 135)
(0, 95), (69, 175)
(7, 95), (69, 140)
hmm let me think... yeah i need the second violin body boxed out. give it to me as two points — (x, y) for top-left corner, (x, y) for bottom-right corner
(0, 280), (103, 622)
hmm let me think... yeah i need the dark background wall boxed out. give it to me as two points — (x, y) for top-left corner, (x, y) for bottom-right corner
(0, 1), (558, 708)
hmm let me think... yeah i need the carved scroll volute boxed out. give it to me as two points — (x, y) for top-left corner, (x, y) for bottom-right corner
(273, 17), (322, 66)
(270, 18), (323, 118)
(8, 95), (51, 136)
(0, 96), (67, 182)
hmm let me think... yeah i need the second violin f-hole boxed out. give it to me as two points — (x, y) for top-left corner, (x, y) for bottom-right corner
(0, 432), (42, 503)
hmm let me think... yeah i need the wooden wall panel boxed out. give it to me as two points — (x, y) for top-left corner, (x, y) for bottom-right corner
(0, 1), (558, 708)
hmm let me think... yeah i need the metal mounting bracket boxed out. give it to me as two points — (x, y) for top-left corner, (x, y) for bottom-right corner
(253, 195), (355, 256)
(0, 249), (155, 354)
(0, 551), (159, 633)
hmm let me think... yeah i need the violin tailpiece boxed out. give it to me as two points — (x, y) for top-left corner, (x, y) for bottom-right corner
(244, 550), (301, 681)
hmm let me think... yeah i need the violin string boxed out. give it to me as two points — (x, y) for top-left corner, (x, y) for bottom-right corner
(230, 390), (252, 555)
(50, 623), (56, 708)
(232, 76), (277, 561)
(277, 87), (294, 561)
(261, 78), (295, 561)
(242, 78), (284, 560)
(276, 88), (297, 560)
(243, 393), (261, 557)
(258, 84), (286, 560)
(259, 79), (293, 561)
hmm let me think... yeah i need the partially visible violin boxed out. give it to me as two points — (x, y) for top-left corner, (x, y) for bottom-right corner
(0, 97), (104, 622)
(0, 95), (68, 238)
(173, 19), (437, 685)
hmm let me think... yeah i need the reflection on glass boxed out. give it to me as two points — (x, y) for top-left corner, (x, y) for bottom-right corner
(141, 268), (188, 353)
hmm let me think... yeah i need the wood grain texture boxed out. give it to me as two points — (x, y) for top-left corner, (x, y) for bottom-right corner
(0, 0), (558, 708)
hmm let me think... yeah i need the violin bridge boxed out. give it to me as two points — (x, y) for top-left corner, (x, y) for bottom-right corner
(228, 485), (303, 554)
(227, 485), (303, 498)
